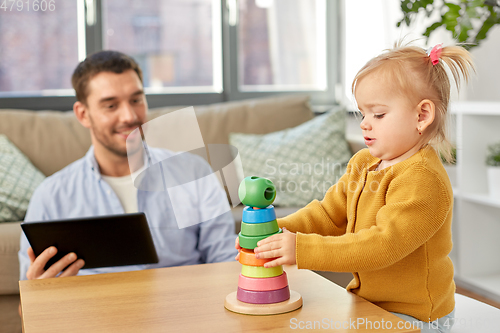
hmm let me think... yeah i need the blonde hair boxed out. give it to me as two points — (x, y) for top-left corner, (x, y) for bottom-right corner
(351, 41), (475, 163)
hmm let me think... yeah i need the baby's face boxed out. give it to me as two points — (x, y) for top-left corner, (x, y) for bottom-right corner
(355, 72), (423, 169)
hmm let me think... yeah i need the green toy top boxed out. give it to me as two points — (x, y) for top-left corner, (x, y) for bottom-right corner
(238, 176), (276, 208)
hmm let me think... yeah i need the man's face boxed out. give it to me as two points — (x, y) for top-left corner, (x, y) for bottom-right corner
(84, 70), (147, 158)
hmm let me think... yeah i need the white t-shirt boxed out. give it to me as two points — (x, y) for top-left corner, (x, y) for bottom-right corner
(101, 168), (144, 214)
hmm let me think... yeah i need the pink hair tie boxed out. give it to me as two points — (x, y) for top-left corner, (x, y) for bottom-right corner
(426, 43), (443, 66)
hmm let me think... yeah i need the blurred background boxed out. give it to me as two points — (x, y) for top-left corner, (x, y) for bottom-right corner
(1, 0), (497, 111)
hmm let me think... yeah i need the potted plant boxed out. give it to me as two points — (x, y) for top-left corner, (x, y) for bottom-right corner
(397, 0), (500, 50)
(486, 142), (500, 199)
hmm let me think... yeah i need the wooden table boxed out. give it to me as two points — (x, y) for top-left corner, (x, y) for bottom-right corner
(19, 261), (419, 332)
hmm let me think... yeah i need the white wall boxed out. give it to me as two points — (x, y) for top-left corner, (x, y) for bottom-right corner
(465, 26), (500, 102)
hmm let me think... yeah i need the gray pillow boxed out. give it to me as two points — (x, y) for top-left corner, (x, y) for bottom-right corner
(229, 109), (352, 207)
(0, 135), (45, 222)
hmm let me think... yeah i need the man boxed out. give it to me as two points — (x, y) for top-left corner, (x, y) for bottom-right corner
(18, 51), (237, 282)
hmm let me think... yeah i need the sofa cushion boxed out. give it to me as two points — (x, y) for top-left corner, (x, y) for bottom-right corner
(0, 95), (313, 178)
(148, 94), (314, 145)
(0, 135), (45, 222)
(229, 108), (352, 207)
(0, 109), (92, 177)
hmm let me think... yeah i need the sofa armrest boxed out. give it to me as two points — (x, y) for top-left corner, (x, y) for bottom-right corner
(0, 222), (22, 295)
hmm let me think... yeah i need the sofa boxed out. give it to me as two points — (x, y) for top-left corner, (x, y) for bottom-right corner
(0, 94), (362, 332)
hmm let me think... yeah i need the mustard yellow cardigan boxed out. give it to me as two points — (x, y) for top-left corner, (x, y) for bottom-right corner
(278, 147), (455, 322)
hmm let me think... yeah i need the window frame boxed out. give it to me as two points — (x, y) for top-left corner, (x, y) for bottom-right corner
(0, 0), (341, 111)
(223, 0), (341, 107)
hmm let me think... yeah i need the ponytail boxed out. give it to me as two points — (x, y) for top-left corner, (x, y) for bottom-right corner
(428, 45), (475, 163)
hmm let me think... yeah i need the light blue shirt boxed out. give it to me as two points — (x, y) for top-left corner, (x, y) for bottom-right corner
(19, 146), (237, 280)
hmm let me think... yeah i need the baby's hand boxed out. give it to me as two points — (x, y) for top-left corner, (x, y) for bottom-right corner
(234, 236), (241, 260)
(253, 227), (296, 268)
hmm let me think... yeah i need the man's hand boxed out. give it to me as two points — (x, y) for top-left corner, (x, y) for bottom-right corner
(19, 247), (85, 318)
(253, 227), (297, 268)
(26, 246), (85, 280)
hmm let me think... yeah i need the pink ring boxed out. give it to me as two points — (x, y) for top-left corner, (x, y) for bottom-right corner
(237, 286), (290, 304)
(238, 272), (288, 291)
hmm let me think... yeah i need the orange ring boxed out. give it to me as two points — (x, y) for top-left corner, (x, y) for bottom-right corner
(238, 248), (273, 266)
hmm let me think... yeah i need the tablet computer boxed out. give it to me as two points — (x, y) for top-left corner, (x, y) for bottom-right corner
(21, 213), (159, 270)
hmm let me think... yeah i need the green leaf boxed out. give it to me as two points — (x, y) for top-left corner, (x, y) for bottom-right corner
(421, 0), (434, 8)
(457, 13), (474, 42)
(443, 2), (461, 22)
(475, 19), (494, 43)
(443, 2), (461, 37)
(400, 0), (411, 12)
(444, 2), (462, 13)
(458, 23), (473, 42)
(465, 3), (483, 19)
(423, 21), (444, 37)
(475, 7), (498, 43)
(409, 0), (424, 12)
(443, 19), (459, 38)
(398, 0), (439, 27)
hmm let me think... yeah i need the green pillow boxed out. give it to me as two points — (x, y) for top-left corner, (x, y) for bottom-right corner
(0, 135), (45, 222)
(229, 109), (352, 207)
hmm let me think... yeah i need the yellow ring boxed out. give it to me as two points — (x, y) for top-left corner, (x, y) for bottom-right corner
(241, 264), (283, 278)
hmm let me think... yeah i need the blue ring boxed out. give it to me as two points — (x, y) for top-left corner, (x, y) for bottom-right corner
(242, 205), (276, 223)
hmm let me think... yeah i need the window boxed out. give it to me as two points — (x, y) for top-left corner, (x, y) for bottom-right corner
(0, 0), (340, 110)
(227, 0), (338, 104)
(0, 1), (78, 96)
(103, 0), (221, 93)
(238, 0), (326, 91)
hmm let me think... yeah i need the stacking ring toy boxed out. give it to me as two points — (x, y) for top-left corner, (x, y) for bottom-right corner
(241, 264), (283, 278)
(240, 219), (279, 237)
(242, 206), (276, 223)
(238, 228), (282, 250)
(238, 176), (276, 208)
(237, 286), (290, 304)
(238, 248), (273, 266)
(238, 272), (288, 291)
